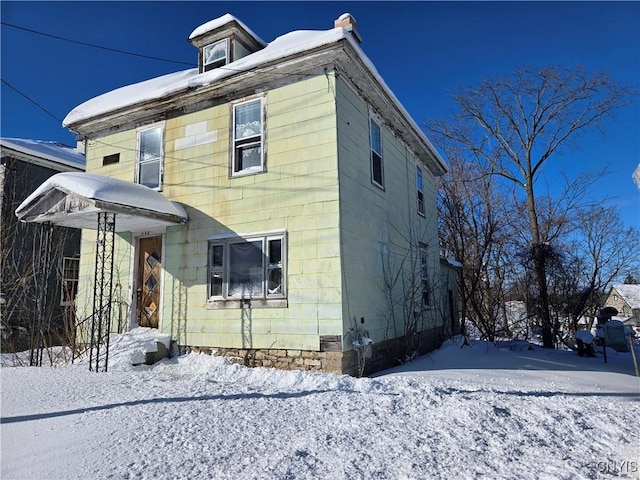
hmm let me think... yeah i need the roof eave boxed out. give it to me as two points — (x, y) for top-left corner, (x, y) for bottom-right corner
(66, 35), (447, 175)
(16, 186), (188, 232)
(0, 145), (84, 172)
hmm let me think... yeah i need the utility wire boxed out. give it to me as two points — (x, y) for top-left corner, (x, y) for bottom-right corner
(1, 21), (324, 79)
(1, 78), (65, 125)
(2, 21), (332, 153)
(1, 21), (195, 66)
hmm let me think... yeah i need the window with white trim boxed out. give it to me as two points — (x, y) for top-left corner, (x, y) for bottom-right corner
(60, 256), (80, 306)
(370, 117), (384, 188)
(416, 165), (425, 216)
(137, 125), (164, 190)
(208, 233), (285, 300)
(203, 39), (228, 71)
(232, 98), (265, 176)
(419, 243), (430, 307)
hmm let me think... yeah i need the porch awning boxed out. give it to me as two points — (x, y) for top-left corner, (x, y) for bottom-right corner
(15, 172), (188, 232)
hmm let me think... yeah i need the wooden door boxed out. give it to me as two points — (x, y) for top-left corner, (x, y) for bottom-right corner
(137, 236), (162, 328)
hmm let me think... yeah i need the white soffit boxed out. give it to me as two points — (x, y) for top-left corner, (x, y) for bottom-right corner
(15, 172), (188, 232)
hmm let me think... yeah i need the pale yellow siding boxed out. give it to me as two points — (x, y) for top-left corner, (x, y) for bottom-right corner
(75, 229), (132, 339)
(77, 74), (343, 351)
(75, 70), (450, 359)
(335, 77), (443, 346)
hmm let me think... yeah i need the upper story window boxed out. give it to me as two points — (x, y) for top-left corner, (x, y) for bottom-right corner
(416, 165), (425, 216)
(208, 232), (286, 301)
(203, 39), (228, 71)
(232, 98), (265, 176)
(370, 117), (384, 188)
(137, 124), (164, 190)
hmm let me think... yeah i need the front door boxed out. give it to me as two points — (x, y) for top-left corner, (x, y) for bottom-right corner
(137, 236), (162, 328)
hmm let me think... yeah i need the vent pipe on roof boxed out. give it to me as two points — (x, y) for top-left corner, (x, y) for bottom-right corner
(334, 13), (362, 44)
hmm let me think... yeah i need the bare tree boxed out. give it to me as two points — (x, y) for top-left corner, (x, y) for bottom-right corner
(571, 206), (640, 330)
(1, 156), (80, 363)
(429, 65), (636, 348)
(437, 153), (513, 341)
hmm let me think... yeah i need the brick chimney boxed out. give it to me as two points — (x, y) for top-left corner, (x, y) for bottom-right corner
(334, 13), (362, 44)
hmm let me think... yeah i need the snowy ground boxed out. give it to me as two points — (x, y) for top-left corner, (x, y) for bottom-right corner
(2, 332), (639, 480)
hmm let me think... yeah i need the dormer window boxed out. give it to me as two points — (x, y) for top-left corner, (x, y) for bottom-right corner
(203, 39), (228, 71)
(189, 14), (266, 74)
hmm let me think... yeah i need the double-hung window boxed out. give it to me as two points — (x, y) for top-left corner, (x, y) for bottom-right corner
(209, 232), (285, 301)
(232, 98), (264, 176)
(370, 117), (384, 188)
(203, 39), (228, 71)
(419, 243), (430, 307)
(60, 256), (80, 306)
(416, 165), (425, 216)
(137, 125), (164, 190)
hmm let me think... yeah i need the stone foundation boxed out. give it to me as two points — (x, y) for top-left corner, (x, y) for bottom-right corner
(186, 345), (357, 375)
(185, 325), (458, 376)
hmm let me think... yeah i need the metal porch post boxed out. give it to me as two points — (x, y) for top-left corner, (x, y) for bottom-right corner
(89, 212), (116, 372)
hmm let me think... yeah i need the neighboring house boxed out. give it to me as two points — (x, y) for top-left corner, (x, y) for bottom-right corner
(0, 138), (85, 350)
(17, 14), (459, 374)
(604, 284), (640, 328)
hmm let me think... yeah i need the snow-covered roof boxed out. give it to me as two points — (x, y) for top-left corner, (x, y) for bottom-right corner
(62, 14), (447, 175)
(188, 13), (265, 45)
(611, 284), (640, 309)
(15, 172), (188, 232)
(63, 28), (352, 127)
(0, 137), (85, 171)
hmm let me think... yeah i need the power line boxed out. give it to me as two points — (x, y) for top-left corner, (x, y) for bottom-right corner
(1, 20), (325, 79)
(1, 78), (65, 125)
(2, 21), (333, 150)
(1, 21), (195, 67)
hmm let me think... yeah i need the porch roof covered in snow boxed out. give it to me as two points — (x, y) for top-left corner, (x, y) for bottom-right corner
(15, 172), (188, 232)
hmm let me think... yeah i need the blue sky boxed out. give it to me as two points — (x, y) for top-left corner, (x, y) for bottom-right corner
(1, 1), (638, 229)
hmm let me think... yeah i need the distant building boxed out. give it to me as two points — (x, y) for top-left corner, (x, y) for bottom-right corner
(0, 138), (85, 350)
(603, 284), (640, 328)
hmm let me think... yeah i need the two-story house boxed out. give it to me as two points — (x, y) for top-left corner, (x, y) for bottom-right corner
(1, 138), (84, 352)
(16, 14), (459, 374)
